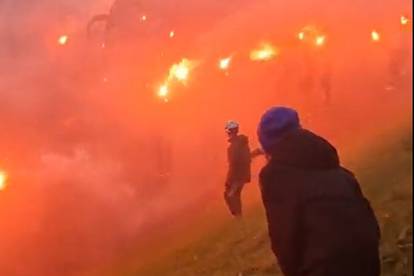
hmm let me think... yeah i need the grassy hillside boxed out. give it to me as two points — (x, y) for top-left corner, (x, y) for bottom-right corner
(112, 128), (412, 276)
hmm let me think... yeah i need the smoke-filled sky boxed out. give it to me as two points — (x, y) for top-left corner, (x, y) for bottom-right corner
(0, 0), (412, 275)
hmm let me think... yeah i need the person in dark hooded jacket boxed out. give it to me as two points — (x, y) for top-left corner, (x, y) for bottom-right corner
(257, 106), (380, 276)
(224, 120), (252, 217)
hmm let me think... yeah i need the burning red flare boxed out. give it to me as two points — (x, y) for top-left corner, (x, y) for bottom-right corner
(140, 15), (148, 22)
(250, 43), (278, 61)
(0, 170), (7, 191)
(158, 84), (169, 98)
(58, 35), (69, 45)
(298, 31), (305, 41)
(400, 15), (410, 26)
(371, 30), (380, 42)
(315, 35), (326, 46)
(218, 57), (232, 70)
(168, 58), (196, 83)
(155, 58), (197, 101)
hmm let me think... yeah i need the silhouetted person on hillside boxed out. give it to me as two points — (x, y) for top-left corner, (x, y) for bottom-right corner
(257, 106), (380, 276)
(223, 121), (252, 218)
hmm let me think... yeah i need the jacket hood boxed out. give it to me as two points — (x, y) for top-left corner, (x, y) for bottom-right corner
(269, 129), (339, 170)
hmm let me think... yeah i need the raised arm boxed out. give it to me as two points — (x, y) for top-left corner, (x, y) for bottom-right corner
(250, 148), (265, 159)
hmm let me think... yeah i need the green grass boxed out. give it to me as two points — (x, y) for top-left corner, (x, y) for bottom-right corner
(109, 127), (412, 276)
(355, 129), (412, 276)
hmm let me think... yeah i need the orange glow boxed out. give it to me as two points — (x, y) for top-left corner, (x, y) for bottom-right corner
(315, 35), (326, 46)
(297, 25), (320, 42)
(168, 58), (196, 83)
(250, 43), (278, 61)
(140, 15), (147, 22)
(155, 58), (197, 101)
(58, 35), (69, 45)
(158, 84), (169, 98)
(218, 57), (232, 70)
(371, 30), (380, 42)
(0, 171), (7, 191)
(400, 15), (410, 25)
(169, 31), (175, 38)
(172, 64), (189, 81)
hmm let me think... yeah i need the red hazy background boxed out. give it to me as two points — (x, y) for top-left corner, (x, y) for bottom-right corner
(0, 0), (412, 275)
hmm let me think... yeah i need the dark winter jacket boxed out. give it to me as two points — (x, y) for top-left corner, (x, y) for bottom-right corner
(226, 135), (251, 183)
(259, 128), (380, 276)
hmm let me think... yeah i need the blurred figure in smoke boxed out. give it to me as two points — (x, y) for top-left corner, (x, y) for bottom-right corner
(386, 20), (412, 91)
(154, 135), (172, 187)
(257, 106), (380, 276)
(320, 60), (332, 104)
(387, 49), (404, 91)
(297, 26), (333, 108)
(87, 0), (174, 99)
(299, 49), (316, 104)
(223, 121), (252, 218)
(87, 0), (167, 47)
(87, 0), (143, 42)
(87, 0), (169, 46)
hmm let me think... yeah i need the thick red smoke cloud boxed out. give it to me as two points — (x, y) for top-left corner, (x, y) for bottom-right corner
(0, 0), (411, 275)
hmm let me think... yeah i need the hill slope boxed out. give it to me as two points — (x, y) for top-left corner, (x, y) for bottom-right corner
(110, 127), (412, 276)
